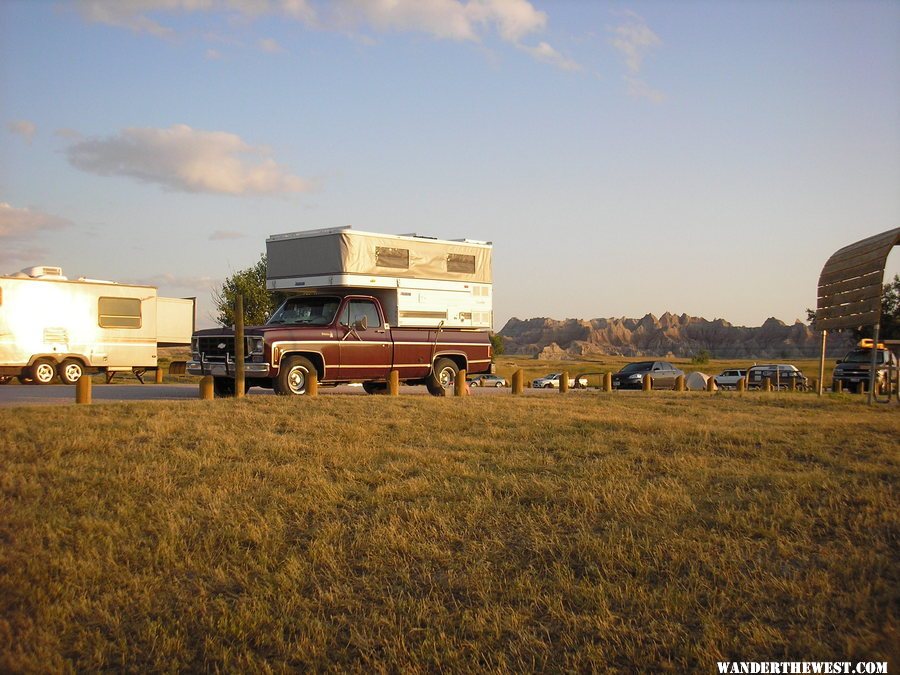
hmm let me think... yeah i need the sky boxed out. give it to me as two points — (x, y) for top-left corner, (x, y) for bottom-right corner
(1, 0), (898, 331)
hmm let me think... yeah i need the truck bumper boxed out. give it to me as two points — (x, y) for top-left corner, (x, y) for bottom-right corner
(187, 361), (271, 378)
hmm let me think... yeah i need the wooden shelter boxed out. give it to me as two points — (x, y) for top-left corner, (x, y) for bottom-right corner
(815, 227), (899, 402)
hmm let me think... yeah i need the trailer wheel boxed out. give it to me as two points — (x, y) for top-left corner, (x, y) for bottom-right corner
(275, 356), (316, 396)
(58, 359), (85, 385)
(30, 358), (57, 385)
(426, 358), (458, 396)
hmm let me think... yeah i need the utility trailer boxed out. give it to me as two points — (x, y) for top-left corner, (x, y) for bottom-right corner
(0, 266), (195, 385)
(266, 227), (493, 329)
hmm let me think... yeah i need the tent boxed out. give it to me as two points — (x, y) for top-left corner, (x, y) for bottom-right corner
(685, 372), (716, 391)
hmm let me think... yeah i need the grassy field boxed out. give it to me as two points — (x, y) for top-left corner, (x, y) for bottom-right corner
(1, 393), (897, 671)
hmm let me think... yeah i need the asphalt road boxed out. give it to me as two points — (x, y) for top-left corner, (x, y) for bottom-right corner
(0, 382), (569, 406)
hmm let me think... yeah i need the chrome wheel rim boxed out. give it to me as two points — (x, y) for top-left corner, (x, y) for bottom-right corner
(64, 363), (82, 382)
(287, 366), (307, 394)
(34, 363), (55, 383)
(438, 366), (455, 388)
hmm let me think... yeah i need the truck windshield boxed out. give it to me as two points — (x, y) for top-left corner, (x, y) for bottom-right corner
(843, 350), (889, 364)
(267, 297), (340, 326)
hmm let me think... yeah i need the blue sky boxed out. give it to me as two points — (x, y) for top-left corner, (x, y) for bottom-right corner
(1, 0), (898, 330)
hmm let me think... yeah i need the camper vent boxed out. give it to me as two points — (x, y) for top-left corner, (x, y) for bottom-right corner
(19, 266), (66, 279)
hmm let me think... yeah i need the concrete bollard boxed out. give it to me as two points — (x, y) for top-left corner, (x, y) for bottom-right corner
(675, 374), (685, 392)
(833, 380), (842, 394)
(455, 369), (467, 397)
(512, 369), (524, 395)
(388, 369), (399, 396)
(560, 370), (569, 394)
(199, 376), (214, 400)
(604, 372), (612, 392)
(737, 377), (746, 392)
(642, 374), (652, 392)
(706, 376), (715, 393)
(307, 370), (318, 397)
(762, 376), (772, 392)
(75, 375), (92, 405)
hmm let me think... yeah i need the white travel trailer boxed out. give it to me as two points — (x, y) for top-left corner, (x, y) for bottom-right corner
(266, 227), (493, 329)
(0, 266), (195, 385)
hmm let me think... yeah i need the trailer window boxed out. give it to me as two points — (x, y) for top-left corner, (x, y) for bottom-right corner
(99, 297), (142, 328)
(447, 254), (476, 274)
(375, 246), (409, 269)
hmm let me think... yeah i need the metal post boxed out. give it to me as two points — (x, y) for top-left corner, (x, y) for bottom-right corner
(234, 294), (245, 399)
(818, 329), (827, 396)
(867, 324), (879, 405)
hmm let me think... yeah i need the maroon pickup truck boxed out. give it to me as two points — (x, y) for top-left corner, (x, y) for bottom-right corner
(188, 294), (492, 396)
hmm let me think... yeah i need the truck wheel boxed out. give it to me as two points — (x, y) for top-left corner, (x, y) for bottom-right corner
(362, 381), (387, 395)
(426, 358), (458, 396)
(275, 356), (316, 396)
(213, 377), (236, 397)
(30, 358), (57, 385)
(58, 359), (85, 385)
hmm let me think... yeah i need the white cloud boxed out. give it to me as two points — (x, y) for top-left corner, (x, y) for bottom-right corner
(625, 76), (665, 104)
(205, 48), (223, 59)
(258, 37), (285, 53)
(209, 229), (245, 240)
(7, 120), (37, 144)
(609, 11), (661, 74)
(0, 202), (72, 268)
(54, 127), (83, 140)
(65, 124), (313, 195)
(519, 41), (580, 72)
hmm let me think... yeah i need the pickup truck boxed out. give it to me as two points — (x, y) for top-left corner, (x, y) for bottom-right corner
(188, 293), (492, 396)
(832, 341), (898, 393)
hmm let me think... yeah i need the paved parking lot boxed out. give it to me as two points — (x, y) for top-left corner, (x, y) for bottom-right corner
(0, 382), (579, 406)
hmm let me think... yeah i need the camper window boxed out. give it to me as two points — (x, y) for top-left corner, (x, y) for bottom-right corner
(447, 254), (476, 274)
(98, 297), (142, 328)
(375, 247), (409, 269)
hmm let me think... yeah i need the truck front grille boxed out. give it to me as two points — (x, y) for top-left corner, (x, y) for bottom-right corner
(197, 336), (254, 362)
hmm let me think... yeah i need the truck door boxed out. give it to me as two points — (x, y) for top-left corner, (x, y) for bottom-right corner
(338, 298), (392, 381)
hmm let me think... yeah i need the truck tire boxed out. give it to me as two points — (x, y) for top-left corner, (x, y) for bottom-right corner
(275, 356), (316, 396)
(362, 381), (387, 395)
(58, 359), (85, 385)
(213, 377), (235, 397)
(426, 358), (458, 396)
(30, 358), (57, 385)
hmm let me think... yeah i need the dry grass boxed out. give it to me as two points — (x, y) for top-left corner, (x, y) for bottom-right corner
(1, 393), (897, 672)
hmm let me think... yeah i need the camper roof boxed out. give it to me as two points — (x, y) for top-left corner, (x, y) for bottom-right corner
(266, 226), (492, 249)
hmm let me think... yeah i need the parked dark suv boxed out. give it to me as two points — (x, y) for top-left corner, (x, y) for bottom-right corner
(747, 364), (808, 390)
(612, 361), (684, 390)
(832, 342), (898, 393)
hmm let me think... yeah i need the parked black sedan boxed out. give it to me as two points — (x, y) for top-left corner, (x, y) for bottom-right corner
(612, 361), (685, 390)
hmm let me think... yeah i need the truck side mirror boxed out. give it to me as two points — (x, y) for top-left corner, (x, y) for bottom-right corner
(353, 316), (368, 331)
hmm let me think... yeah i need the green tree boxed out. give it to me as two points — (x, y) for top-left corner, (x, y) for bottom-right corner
(489, 333), (505, 357)
(214, 255), (287, 327)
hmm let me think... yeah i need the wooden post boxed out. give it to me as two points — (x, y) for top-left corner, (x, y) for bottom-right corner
(154, 367), (164, 384)
(234, 294), (245, 399)
(512, 369), (524, 394)
(867, 323), (879, 405)
(455, 369), (467, 396)
(737, 377), (745, 393)
(789, 377), (797, 392)
(762, 376), (772, 392)
(675, 374), (685, 392)
(75, 375), (92, 404)
(199, 376), (214, 400)
(706, 376), (715, 392)
(388, 370), (399, 396)
(817, 329), (827, 396)
(642, 374), (652, 392)
(560, 370), (569, 394)
(604, 372), (612, 392)
(307, 369), (318, 397)
(833, 379), (842, 394)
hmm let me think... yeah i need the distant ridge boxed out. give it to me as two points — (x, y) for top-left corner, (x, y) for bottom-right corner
(498, 313), (855, 359)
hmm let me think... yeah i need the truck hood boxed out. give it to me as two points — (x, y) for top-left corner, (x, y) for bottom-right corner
(193, 324), (341, 339)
